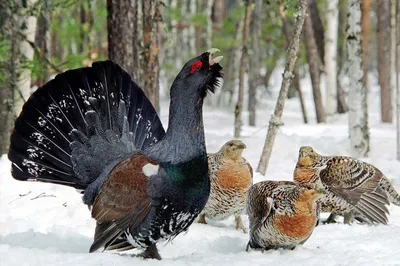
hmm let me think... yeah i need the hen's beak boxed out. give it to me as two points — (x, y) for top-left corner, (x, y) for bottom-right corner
(207, 48), (223, 66)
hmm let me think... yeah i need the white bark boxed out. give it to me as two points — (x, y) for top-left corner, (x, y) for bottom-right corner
(396, 0), (400, 160)
(347, 0), (370, 157)
(15, 0), (38, 116)
(324, 0), (339, 115)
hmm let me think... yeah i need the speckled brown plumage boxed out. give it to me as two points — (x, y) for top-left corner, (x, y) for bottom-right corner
(198, 140), (253, 232)
(246, 180), (322, 251)
(293, 146), (400, 225)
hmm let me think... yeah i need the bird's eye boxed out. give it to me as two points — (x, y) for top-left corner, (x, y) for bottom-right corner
(190, 60), (203, 74)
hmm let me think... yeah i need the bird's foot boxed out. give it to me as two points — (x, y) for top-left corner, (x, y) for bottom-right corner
(137, 244), (162, 260)
(198, 214), (207, 224)
(235, 215), (247, 233)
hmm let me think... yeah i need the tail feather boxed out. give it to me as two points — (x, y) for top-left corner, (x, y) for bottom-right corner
(379, 177), (400, 206)
(8, 61), (165, 204)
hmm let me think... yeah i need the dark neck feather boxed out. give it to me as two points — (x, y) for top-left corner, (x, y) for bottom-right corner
(146, 89), (206, 164)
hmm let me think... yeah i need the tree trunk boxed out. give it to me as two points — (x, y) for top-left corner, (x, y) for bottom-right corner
(15, 0), (38, 116)
(304, 15), (325, 123)
(396, 0), (400, 160)
(337, 0), (349, 113)
(325, 0), (338, 115)
(361, 0), (371, 88)
(107, 0), (139, 81)
(377, 0), (393, 123)
(248, 0), (262, 126)
(35, 0), (50, 87)
(257, 0), (307, 175)
(347, 0), (370, 157)
(337, 0), (348, 72)
(337, 80), (349, 113)
(189, 0), (197, 55)
(142, 0), (161, 113)
(234, 0), (252, 138)
(295, 66), (309, 123)
(205, 1), (213, 49)
(307, 0), (325, 64)
(0, 0), (17, 155)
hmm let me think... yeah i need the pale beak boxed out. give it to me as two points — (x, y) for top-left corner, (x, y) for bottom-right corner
(207, 48), (223, 66)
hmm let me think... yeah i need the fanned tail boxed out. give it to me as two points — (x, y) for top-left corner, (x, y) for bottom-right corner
(8, 61), (165, 204)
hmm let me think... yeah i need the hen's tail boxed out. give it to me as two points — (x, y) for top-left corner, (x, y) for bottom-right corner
(8, 61), (165, 205)
(380, 177), (400, 206)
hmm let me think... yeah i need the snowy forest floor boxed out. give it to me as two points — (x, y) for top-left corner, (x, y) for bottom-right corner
(1, 72), (400, 265)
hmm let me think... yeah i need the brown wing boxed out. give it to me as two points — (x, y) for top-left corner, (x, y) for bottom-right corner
(320, 157), (390, 224)
(246, 182), (274, 233)
(89, 153), (157, 252)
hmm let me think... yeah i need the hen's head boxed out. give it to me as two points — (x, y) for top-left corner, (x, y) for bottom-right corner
(297, 146), (320, 167)
(170, 48), (223, 99)
(218, 139), (247, 160)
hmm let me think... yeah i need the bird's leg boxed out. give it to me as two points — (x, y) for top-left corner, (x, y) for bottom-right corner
(139, 244), (162, 260)
(343, 212), (355, 224)
(245, 242), (251, 252)
(235, 215), (247, 233)
(324, 213), (338, 224)
(198, 213), (207, 224)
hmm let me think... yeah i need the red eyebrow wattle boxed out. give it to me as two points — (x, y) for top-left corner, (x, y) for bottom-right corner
(190, 61), (203, 74)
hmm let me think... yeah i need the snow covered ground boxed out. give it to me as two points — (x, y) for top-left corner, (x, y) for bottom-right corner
(1, 72), (400, 265)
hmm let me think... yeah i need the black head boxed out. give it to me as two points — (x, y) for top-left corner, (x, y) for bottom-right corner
(170, 48), (223, 99)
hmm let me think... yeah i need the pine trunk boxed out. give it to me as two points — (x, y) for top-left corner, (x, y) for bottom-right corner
(347, 0), (370, 157)
(307, 0), (325, 64)
(324, 0), (338, 115)
(361, 0), (371, 88)
(142, 0), (160, 113)
(377, 0), (393, 123)
(295, 66), (309, 123)
(248, 0), (262, 126)
(337, 0), (349, 113)
(234, 1), (252, 138)
(35, 0), (50, 87)
(107, 0), (139, 81)
(189, 0), (197, 55)
(304, 15), (325, 123)
(257, 0), (307, 175)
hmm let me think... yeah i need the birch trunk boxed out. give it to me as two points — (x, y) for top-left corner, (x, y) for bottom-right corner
(377, 0), (393, 123)
(257, 0), (307, 175)
(396, 0), (400, 160)
(248, 0), (262, 126)
(15, 0), (38, 116)
(347, 0), (370, 157)
(324, 0), (338, 115)
(304, 15), (326, 123)
(234, 1), (252, 138)
(0, 0), (17, 155)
